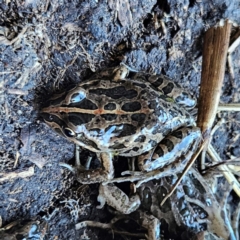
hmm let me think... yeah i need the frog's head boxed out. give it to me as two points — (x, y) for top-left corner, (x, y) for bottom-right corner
(41, 85), (97, 147)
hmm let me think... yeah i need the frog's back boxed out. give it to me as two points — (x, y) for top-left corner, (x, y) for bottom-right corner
(42, 79), (195, 156)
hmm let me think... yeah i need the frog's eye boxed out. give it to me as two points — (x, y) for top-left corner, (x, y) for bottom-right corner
(70, 91), (86, 103)
(63, 127), (76, 138)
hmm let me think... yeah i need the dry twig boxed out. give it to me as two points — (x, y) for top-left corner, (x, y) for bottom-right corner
(197, 20), (232, 135)
(207, 144), (240, 198)
(0, 167), (34, 182)
(218, 103), (240, 112)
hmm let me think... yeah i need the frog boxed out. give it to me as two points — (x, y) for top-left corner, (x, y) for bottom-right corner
(41, 64), (202, 185)
(77, 168), (231, 240)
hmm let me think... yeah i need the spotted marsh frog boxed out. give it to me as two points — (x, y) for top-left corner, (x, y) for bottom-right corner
(41, 64), (201, 184)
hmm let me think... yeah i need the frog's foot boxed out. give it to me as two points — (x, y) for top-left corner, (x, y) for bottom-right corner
(76, 152), (114, 184)
(97, 183), (141, 214)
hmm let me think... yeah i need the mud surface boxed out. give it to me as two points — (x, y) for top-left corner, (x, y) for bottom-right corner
(1, 0), (240, 239)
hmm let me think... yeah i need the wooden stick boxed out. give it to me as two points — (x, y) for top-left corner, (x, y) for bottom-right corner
(197, 20), (232, 136)
(0, 167), (34, 182)
(207, 144), (240, 198)
(218, 103), (240, 111)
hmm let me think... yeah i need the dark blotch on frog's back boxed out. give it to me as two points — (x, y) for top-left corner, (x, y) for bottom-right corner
(68, 113), (95, 125)
(116, 124), (137, 138)
(89, 86), (138, 100)
(134, 135), (146, 143)
(68, 98), (98, 110)
(101, 114), (117, 121)
(133, 82), (147, 89)
(105, 124), (137, 138)
(150, 76), (164, 88)
(109, 143), (126, 149)
(131, 113), (146, 126)
(122, 101), (141, 112)
(132, 147), (139, 152)
(154, 146), (164, 157)
(148, 100), (158, 110)
(161, 138), (174, 152)
(171, 130), (183, 139)
(162, 82), (174, 95)
(104, 103), (116, 110)
(149, 139), (157, 148)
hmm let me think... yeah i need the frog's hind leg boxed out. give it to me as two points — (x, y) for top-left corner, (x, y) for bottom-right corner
(138, 126), (201, 173)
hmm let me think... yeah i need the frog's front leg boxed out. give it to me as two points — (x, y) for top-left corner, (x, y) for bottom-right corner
(75, 152), (114, 184)
(97, 183), (141, 214)
(137, 127), (201, 173)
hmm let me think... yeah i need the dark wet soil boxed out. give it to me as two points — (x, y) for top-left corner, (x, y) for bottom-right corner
(1, 0), (240, 239)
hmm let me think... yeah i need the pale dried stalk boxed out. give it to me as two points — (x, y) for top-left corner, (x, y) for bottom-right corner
(228, 35), (240, 54)
(196, 20), (232, 175)
(197, 20), (232, 135)
(218, 103), (240, 111)
(201, 119), (225, 170)
(7, 89), (28, 95)
(0, 167), (34, 182)
(197, 22), (240, 201)
(207, 144), (240, 198)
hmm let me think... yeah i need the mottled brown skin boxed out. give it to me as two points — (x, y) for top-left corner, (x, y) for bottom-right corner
(41, 65), (200, 184)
